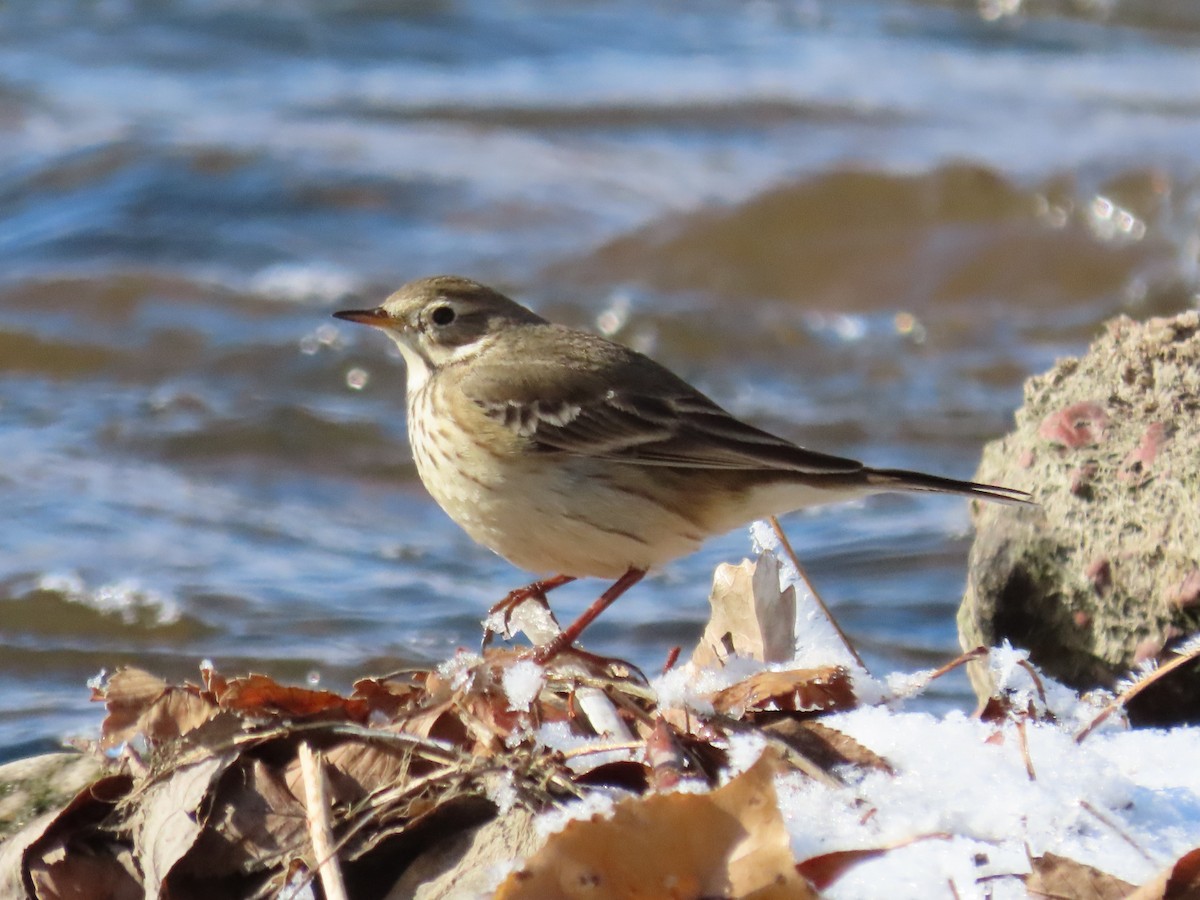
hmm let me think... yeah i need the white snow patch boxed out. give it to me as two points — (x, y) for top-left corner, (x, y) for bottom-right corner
(501, 659), (544, 712)
(770, 703), (1200, 896)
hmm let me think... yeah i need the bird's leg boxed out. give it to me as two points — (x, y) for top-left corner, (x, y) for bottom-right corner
(534, 567), (646, 663)
(482, 574), (576, 650)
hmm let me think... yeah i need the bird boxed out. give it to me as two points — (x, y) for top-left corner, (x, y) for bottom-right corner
(333, 275), (1030, 661)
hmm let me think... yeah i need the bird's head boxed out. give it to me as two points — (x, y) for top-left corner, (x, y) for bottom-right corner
(334, 275), (545, 386)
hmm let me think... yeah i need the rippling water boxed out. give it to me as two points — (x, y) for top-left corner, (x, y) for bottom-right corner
(3, 0), (1199, 759)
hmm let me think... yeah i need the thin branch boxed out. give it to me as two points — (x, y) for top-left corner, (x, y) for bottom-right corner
(1076, 641), (1200, 743)
(299, 742), (349, 900)
(768, 516), (868, 672)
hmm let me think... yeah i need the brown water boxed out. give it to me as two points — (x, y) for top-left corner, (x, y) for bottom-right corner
(2, 0), (1199, 760)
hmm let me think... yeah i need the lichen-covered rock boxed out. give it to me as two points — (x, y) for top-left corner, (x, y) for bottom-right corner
(960, 312), (1200, 725)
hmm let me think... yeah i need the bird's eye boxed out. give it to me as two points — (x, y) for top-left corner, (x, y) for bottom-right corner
(430, 305), (456, 326)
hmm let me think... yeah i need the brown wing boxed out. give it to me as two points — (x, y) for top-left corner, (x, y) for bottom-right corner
(462, 324), (865, 475)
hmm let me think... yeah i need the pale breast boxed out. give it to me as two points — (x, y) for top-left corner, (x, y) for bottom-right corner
(404, 377), (733, 579)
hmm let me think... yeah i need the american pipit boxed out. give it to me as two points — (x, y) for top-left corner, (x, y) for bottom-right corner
(334, 276), (1030, 660)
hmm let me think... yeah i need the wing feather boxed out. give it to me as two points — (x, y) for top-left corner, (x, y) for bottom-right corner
(462, 327), (863, 475)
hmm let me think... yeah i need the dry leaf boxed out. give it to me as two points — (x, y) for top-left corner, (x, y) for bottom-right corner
(29, 844), (141, 900)
(1025, 852), (1134, 899)
(495, 750), (814, 900)
(133, 753), (234, 894)
(711, 667), (855, 717)
(8, 774), (133, 900)
(318, 741), (431, 805)
(692, 554), (797, 669)
(217, 673), (369, 721)
(761, 718), (893, 776)
(98, 668), (216, 750)
(190, 758), (310, 877)
(1125, 847), (1200, 900)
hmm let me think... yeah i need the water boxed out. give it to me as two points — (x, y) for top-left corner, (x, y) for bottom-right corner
(2, 0), (1199, 760)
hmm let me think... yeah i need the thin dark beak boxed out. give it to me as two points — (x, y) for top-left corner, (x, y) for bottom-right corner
(332, 308), (390, 327)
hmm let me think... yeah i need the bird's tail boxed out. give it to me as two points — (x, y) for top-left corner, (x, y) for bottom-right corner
(866, 467), (1033, 506)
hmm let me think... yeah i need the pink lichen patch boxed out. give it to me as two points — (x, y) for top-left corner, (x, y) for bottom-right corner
(1119, 421), (1171, 484)
(1085, 557), (1112, 595)
(1171, 570), (1200, 609)
(1037, 401), (1109, 449)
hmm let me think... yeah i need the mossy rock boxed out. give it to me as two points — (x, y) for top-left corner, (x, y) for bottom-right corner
(961, 312), (1200, 725)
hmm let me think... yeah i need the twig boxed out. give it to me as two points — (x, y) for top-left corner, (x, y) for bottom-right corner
(299, 742), (349, 900)
(929, 645), (989, 682)
(558, 740), (645, 760)
(1015, 658), (1048, 708)
(1075, 641), (1200, 743)
(1078, 799), (1154, 862)
(768, 516), (868, 672)
(1014, 719), (1036, 781)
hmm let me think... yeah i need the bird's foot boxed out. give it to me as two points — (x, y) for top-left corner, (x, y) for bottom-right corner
(481, 575), (575, 651)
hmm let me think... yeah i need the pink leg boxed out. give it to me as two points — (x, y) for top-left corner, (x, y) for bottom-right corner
(534, 568), (647, 663)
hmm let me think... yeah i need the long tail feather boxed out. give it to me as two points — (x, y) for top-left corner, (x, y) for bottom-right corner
(867, 468), (1033, 506)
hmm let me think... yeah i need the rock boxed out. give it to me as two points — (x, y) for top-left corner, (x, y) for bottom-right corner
(960, 312), (1200, 725)
(0, 751), (104, 839)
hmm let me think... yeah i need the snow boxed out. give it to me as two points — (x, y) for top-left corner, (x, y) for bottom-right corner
(768, 698), (1200, 897)
(501, 659), (544, 712)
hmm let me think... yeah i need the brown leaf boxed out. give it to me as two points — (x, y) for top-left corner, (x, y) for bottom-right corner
(217, 673), (369, 722)
(797, 834), (950, 891)
(6, 774), (133, 900)
(352, 675), (424, 719)
(307, 740), (436, 807)
(797, 847), (889, 891)
(1025, 852), (1134, 899)
(29, 844), (141, 900)
(195, 758), (310, 877)
(1126, 847), (1200, 900)
(762, 718), (893, 776)
(98, 668), (216, 750)
(692, 555), (797, 669)
(711, 666), (856, 717)
(495, 750), (814, 899)
(132, 753), (235, 893)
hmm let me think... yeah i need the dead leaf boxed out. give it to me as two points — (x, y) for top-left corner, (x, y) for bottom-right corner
(29, 843), (141, 900)
(1025, 852), (1133, 899)
(711, 667), (855, 717)
(495, 750), (814, 899)
(761, 718), (893, 776)
(797, 834), (951, 891)
(692, 554), (797, 669)
(98, 668), (216, 750)
(4, 774), (133, 900)
(352, 675), (424, 719)
(185, 758), (310, 877)
(133, 753), (235, 893)
(1125, 847), (1200, 899)
(318, 741), (434, 806)
(216, 673), (369, 722)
